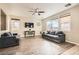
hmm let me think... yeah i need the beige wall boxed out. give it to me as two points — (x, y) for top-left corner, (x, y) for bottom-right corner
(42, 5), (79, 45)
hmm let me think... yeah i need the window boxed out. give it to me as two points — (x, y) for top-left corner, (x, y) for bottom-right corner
(47, 21), (52, 31)
(11, 19), (20, 31)
(52, 19), (59, 31)
(60, 15), (71, 31)
(46, 19), (59, 31)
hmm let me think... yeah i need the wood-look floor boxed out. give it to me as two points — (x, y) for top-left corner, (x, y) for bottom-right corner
(0, 36), (78, 55)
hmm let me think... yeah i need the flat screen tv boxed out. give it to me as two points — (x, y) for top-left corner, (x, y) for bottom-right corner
(25, 22), (34, 28)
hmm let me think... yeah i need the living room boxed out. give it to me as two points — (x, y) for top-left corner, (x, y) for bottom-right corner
(0, 3), (79, 55)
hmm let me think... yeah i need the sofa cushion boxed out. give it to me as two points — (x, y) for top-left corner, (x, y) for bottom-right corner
(7, 32), (13, 36)
(46, 34), (59, 38)
(55, 31), (64, 35)
(50, 31), (55, 35)
(47, 31), (51, 34)
(1, 32), (13, 37)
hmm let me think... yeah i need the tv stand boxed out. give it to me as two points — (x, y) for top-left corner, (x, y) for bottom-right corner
(24, 30), (35, 37)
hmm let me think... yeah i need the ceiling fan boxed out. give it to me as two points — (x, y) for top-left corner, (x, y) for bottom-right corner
(28, 8), (45, 15)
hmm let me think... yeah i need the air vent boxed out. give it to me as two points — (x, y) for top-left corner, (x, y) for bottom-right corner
(65, 3), (71, 7)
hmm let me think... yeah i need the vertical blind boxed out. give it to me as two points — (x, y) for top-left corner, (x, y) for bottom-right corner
(60, 15), (71, 31)
(46, 15), (71, 31)
(46, 19), (59, 31)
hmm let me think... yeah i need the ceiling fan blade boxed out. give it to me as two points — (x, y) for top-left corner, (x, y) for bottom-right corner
(32, 12), (35, 15)
(38, 11), (45, 13)
(28, 11), (34, 12)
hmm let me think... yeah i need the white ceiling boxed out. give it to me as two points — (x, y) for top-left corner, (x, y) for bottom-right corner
(0, 3), (78, 19)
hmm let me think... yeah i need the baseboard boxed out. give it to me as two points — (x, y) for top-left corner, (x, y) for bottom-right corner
(66, 40), (79, 45)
